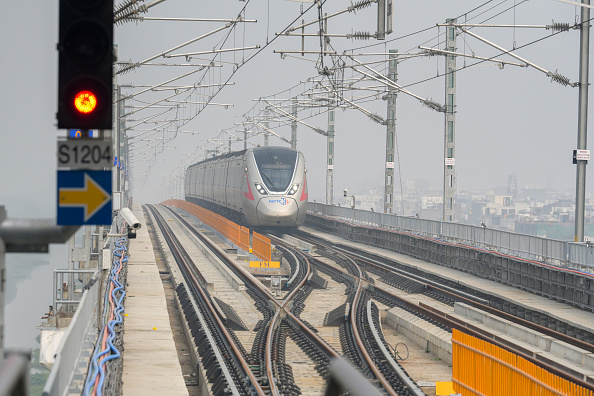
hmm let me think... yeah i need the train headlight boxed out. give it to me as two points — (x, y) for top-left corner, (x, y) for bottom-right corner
(287, 184), (299, 195)
(254, 183), (268, 195)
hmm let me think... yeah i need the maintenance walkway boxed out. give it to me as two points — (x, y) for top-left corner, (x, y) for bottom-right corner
(121, 204), (187, 395)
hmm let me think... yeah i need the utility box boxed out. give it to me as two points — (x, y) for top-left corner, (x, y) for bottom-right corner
(102, 248), (111, 270)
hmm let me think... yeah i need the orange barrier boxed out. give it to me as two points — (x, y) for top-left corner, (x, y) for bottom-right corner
(252, 232), (272, 261)
(161, 200), (272, 260)
(239, 226), (250, 252)
(452, 329), (594, 396)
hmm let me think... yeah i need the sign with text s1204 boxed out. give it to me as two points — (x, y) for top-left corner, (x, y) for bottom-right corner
(57, 140), (112, 169)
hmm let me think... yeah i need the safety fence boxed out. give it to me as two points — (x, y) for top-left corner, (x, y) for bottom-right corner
(162, 199), (272, 261)
(240, 226), (250, 253)
(452, 329), (594, 396)
(308, 202), (594, 272)
(253, 232), (272, 261)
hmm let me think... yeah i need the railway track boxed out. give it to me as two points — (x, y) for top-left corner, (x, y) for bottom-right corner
(286, 229), (594, 393)
(147, 204), (262, 395)
(150, 202), (437, 395)
(146, 202), (594, 394)
(147, 205), (347, 395)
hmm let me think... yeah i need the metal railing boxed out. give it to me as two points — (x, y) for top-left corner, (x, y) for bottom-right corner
(53, 270), (97, 312)
(42, 220), (117, 396)
(308, 203), (594, 272)
(42, 270), (100, 396)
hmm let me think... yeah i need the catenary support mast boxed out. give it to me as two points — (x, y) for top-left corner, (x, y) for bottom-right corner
(384, 50), (398, 214)
(575, 0), (590, 242)
(327, 92), (335, 205)
(291, 98), (297, 149)
(443, 18), (457, 222)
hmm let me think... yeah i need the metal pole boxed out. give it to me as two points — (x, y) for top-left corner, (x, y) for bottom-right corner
(377, 0), (386, 40)
(384, 49), (397, 214)
(244, 128), (247, 150)
(327, 92), (335, 205)
(443, 18), (457, 222)
(0, 207), (5, 362)
(119, 86), (127, 206)
(291, 98), (297, 149)
(575, 1), (590, 242)
(116, 86), (122, 194)
(264, 109), (269, 146)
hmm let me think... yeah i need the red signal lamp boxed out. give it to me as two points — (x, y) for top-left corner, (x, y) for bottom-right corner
(73, 90), (98, 114)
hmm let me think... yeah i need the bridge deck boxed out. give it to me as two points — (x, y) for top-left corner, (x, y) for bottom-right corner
(121, 204), (187, 395)
(301, 226), (594, 335)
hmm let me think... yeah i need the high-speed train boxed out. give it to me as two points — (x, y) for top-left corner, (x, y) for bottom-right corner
(185, 146), (308, 227)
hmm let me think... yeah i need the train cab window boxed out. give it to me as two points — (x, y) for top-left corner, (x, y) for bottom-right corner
(253, 147), (297, 192)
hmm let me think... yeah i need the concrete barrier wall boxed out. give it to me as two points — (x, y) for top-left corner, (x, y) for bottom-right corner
(384, 307), (452, 365)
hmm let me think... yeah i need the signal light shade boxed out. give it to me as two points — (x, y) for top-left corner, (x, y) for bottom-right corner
(74, 91), (98, 114)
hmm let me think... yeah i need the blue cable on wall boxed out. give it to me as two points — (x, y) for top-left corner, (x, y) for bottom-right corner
(83, 237), (128, 396)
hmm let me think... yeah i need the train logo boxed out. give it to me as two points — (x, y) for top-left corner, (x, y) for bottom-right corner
(268, 197), (289, 206)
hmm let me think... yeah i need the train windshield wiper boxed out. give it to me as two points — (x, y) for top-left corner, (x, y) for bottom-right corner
(260, 172), (277, 190)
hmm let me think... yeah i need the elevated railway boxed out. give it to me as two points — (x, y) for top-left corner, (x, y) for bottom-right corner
(42, 202), (594, 396)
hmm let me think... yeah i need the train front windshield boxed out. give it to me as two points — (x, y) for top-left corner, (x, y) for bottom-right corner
(253, 148), (297, 192)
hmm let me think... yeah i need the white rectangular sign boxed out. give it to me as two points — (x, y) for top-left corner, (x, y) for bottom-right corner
(445, 158), (455, 166)
(57, 140), (112, 169)
(386, 162), (395, 169)
(102, 248), (111, 270)
(327, 165), (334, 170)
(576, 149), (590, 161)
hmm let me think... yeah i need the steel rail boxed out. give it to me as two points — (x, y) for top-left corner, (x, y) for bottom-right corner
(345, 255), (399, 396)
(265, 246), (312, 396)
(159, 206), (342, 386)
(147, 205), (265, 395)
(277, 232), (408, 395)
(332, 245), (594, 355)
(295, 230), (594, 354)
(292, 231), (594, 392)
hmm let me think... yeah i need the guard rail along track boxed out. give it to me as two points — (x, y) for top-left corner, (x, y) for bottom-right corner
(306, 209), (594, 311)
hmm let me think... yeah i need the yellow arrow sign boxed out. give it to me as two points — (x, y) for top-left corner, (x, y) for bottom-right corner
(59, 173), (111, 221)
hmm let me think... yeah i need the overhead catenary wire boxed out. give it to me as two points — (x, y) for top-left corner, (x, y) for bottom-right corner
(125, 0), (579, 198)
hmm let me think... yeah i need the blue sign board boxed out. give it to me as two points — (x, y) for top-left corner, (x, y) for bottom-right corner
(69, 129), (98, 138)
(57, 170), (112, 225)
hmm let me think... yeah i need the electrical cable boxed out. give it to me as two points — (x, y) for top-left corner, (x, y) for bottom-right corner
(83, 234), (128, 396)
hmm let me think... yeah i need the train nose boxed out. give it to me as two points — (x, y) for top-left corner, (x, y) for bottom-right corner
(256, 197), (299, 226)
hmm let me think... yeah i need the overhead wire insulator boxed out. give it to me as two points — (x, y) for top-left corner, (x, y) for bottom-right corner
(348, 31), (372, 40)
(114, 0), (145, 18)
(369, 113), (386, 125)
(114, 3), (149, 24)
(421, 48), (438, 57)
(117, 61), (139, 75)
(546, 20), (572, 32)
(348, 0), (374, 13)
(548, 70), (572, 87)
(422, 99), (446, 113)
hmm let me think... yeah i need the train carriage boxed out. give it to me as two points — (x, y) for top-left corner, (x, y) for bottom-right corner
(185, 146), (308, 227)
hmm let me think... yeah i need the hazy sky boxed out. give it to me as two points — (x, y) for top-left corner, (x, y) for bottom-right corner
(1, 0), (593, 218)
